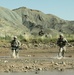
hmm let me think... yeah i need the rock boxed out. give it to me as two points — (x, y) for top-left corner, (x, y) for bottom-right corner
(62, 62), (66, 66)
(58, 68), (64, 71)
(24, 70), (27, 72)
(35, 71), (39, 74)
(25, 66), (29, 69)
(51, 60), (54, 64)
(55, 63), (59, 66)
(4, 60), (8, 63)
(37, 68), (42, 71)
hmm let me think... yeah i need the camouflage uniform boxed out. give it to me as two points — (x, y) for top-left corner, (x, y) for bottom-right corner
(11, 36), (21, 58)
(57, 34), (67, 57)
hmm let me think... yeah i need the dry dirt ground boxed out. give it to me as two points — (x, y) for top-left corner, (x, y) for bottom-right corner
(0, 40), (74, 72)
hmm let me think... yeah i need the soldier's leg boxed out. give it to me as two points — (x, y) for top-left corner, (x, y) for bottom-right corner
(62, 50), (64, 57)
(12, 50), (16, 58)
(12, 47), (16, 58)
(15, 49), (19, 58)
(58, 47), (63, 57)
(62, 46), (66, 57)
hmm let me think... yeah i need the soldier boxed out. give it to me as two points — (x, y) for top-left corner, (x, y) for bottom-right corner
(11, 36), (21, 58)
(57, 34), (68, 57)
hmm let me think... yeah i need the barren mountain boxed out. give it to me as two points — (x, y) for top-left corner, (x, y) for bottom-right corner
(0, 7), (29, 37)
(13, 7), (74, 35)
(0, 6), (74, 38)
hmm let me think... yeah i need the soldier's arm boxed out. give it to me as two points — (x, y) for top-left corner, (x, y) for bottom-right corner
(18, 40), (21, 47)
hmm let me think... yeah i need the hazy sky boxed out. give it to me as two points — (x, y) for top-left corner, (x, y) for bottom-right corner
(0, 0), (74, 20)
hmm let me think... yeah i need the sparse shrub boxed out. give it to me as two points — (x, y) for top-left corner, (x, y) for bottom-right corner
(17, 35), (25, 42)
(0, 33), (73, 44)
(4, 35), (11, 40)
(65, 34), (74, 42)
(0, 37), (5, 40)
(29, 36), (50, 44)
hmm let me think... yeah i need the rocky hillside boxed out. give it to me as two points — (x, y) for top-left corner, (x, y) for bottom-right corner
(0, 7), (29, 37)
(13, 7), (74, 35)
(0, 6), (74, 38)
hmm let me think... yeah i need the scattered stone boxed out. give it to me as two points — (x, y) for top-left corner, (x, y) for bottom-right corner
(37, 68), (42, 71)
(25, 66), (30, 69)
(58, 68), (64, 71)
(28, 55), (31, 57)
(62, 62), (66, 66)
(4, 60), (8, 63)
(35, 71), (39, 74)
(24, 70), (27, 72)
(51, 60), (54, 64)
(55, 63), (59, 66)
